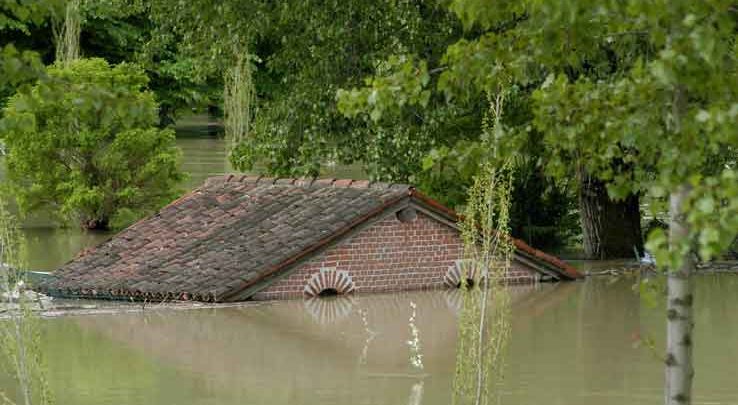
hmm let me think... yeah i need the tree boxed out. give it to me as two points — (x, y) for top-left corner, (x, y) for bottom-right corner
(145, 0), (579, 254)
(1, 1), (52, 103)
(52, 0), (81, 65)
(341, 0), (738, 401)
(224, 0), (461, 177)
(456, 1), (737, 404)
(1, 0), (215, 127)
(0, 58), (183, 230)
(146, 0), (267, 135)
(0, 6), (56, 405)
(334, 5), (631, 256)
(453, 162), (514, 405)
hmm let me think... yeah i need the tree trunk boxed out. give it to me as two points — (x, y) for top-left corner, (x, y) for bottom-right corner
(81, 216), (109, 230)
(665, 184), (694, 405)
(579, 174), (644, 259)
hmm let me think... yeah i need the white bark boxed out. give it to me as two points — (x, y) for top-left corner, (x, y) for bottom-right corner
(665, 184), (694, 405)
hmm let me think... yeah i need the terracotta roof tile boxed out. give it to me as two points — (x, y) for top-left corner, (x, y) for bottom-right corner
(40, 177), (412, 301)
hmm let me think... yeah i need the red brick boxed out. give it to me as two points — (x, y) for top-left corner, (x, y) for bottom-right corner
(256, 211), (538, 299)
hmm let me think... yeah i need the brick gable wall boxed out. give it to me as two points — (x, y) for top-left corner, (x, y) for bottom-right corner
(252, 211), (536, 300)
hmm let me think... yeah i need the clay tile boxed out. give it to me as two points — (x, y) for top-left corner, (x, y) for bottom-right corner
(390, 183), (411, 191)
(333, 179), (354, 188)
(313, 178), (336, 187)
(226, 174), (235, 182)
(243, 176), (261, 183)
(274, 178), (297, 185)
(296, 177), (316, 187)
(369, 181), (390, 189)
(349, 180), (371, 189)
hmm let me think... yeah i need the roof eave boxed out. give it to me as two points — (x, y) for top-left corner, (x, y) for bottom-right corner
(409, 190), (583, 281)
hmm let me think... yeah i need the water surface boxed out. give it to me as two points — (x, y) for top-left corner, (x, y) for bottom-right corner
(3, 276), (737, 404)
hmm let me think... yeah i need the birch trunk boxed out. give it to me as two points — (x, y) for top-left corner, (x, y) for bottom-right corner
(665, 184), (694, 405)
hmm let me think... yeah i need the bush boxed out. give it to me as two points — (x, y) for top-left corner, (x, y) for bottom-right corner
(0, 58), (184, 229)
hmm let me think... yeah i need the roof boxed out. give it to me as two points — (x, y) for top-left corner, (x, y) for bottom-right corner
(39, 176), (581, 302)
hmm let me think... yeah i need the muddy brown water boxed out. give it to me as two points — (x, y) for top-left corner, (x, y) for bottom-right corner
(1, 276), (738, 404)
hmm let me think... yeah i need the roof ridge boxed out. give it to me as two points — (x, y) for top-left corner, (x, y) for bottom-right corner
(206, 174), (412, 190)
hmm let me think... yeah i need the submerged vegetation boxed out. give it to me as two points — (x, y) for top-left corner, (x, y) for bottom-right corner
(0, 202), (52, 405)
(453, 162), (514, 405)
(453, 86), (515, 405)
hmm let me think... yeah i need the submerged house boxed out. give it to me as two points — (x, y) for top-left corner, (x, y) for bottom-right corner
(39, 176), (582, 302)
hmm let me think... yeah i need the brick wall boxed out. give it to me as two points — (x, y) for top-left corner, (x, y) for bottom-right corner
(252, 210), (536, 300)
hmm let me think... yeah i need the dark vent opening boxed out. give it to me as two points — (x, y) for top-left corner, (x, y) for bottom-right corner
(456, 279), (476, 289)
(318, 288), (340, 297)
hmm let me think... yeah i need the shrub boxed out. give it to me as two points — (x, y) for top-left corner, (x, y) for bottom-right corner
(0, 58), (184, 229)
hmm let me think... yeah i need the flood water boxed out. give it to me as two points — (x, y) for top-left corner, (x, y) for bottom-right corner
(4, 120), (738, 404)
(1, 276), (737, 404)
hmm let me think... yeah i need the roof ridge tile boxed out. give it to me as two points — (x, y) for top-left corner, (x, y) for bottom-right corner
(208, 175), (413, 190)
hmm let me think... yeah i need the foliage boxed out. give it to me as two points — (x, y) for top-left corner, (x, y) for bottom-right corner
(0, 1), (55, 34)
(446, 2), (738, 404)
(507, 1), (738, 267)
(223, 51), (255, 147)
(3, 0), (210, 126)
(0, 58), (183, 230)
(115, 0), (572, 252)
(74, 0), (198, 126)
(334, 4), (579, 247)
(0, 201), (53, 405)
(0, 45), (44, 95)
(225, 0), (462, 177)
(0, 1), (54, 104)
(145, 0), (267, 127)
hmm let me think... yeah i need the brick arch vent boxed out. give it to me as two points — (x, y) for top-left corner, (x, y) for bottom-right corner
(443, 260), (486, 288)
(303, 268), (355, 297)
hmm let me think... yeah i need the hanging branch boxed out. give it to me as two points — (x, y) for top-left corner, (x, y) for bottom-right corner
(52, 0), (81, 65)
(224, 49), (255, 150)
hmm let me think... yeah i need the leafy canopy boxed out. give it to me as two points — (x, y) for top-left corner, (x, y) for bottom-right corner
(341, 0), (738, 262)
(514, 1), (738, 266)
(334, 2), (579, 247)
(0, 58), (184, 229)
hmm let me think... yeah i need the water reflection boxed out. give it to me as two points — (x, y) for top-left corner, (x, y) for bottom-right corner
(303, 295), (355, 325)
(2, 274), (738, 404)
